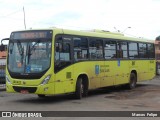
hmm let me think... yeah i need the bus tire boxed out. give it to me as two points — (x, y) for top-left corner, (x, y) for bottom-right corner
(75, 77), (84, 99)
(127, 73), (137, 89)
(38, 94), (46, 98)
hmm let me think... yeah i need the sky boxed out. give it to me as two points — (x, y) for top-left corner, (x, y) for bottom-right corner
(0, 0), (160, 42)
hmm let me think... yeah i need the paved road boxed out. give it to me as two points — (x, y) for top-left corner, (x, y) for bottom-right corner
(0, 76), (160, 119)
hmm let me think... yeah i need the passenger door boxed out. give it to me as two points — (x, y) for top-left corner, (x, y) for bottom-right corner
(54, 35), (74, 94)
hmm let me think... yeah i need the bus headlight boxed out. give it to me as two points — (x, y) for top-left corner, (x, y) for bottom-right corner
(41, 75), (51, 85)
(6, 75), (11, 84)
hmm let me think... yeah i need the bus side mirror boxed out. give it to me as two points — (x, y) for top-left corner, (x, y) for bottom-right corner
(0, 38), (9, 51)
(0, 45), (6, 51)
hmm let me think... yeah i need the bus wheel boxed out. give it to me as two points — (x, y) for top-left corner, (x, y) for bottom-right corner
(38, 94), (46, 98)
(127, 73), (137, 89)
(75, 78), (84, 99)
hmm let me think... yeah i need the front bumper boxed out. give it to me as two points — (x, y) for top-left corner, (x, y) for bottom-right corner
(6, 82), (55, 95)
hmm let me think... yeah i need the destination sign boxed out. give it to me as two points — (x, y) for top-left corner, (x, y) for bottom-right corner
(11, 30), (52, 39)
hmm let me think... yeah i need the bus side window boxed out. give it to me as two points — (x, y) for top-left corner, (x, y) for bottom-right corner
(56, 43), (62, 52)
(148, 43), (155, 58)
(104, 40), (116, 59)
(55, 42), (62, 61)
(89, 38), (103, 59)
(62, 43), (70, 61)
(56, 43), (70, 61)
(139, 43), (147, 58)
(74, 37), (88, 61)
(128, 42), (138, 59)
(117, 42), (128, 59)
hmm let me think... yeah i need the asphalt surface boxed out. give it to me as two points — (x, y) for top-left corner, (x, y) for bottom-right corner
(0, 76), (160, 120)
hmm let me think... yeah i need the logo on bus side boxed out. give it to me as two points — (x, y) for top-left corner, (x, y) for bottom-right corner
(117, 59), (121, 66)
(95, 65), (100, 75)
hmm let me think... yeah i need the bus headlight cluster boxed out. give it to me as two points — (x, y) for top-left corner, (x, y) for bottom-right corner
(6, 75), (11, 84)
(41, 75), (51, 85)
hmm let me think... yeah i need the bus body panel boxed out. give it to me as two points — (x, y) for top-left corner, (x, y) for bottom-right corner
(5, 28), (156, 97)
(54, 65), (75, 94)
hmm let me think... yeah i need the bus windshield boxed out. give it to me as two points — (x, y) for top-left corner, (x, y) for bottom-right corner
(8, 40), (51, 73)
(7, 30), (52, 79)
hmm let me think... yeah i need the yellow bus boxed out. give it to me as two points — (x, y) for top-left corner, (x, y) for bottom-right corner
(2, 28), (155, 99)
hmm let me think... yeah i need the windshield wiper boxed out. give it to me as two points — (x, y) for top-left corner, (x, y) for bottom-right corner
(27, 40), (40, 64)
(17, 40), (24, 64)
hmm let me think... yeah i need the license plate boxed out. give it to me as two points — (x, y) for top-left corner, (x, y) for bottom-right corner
(20, 90), (29, 94)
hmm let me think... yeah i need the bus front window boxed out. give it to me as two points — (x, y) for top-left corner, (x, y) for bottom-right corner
(8, 40), (51, 78)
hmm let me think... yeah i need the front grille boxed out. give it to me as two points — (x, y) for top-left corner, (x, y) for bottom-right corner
(13, 86), (37, 93)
